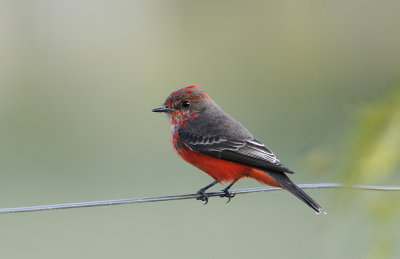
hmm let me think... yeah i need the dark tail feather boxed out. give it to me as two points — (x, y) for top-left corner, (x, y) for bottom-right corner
(267, 171), (326, 214)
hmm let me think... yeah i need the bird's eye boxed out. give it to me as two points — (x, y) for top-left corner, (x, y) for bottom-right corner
(181, 100), (191, 108)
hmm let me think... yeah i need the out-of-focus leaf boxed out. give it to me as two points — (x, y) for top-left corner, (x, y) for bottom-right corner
(341, 81), (400, 258)
(343, 83), (400, 183)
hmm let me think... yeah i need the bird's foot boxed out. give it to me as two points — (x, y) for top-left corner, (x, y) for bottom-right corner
(195, 180), (220, 205)
(220, 189), (235, 203)
(196, 189), (209, 205)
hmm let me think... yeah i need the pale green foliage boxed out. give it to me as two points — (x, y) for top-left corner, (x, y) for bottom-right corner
(342, 82), (400, 258)
(344, 83), (400, 183)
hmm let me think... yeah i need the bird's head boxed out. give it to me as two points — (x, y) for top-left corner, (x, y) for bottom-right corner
(152, 86), (210, 125)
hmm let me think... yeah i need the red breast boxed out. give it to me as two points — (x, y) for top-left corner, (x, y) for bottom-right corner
(172, 131), (280, 187)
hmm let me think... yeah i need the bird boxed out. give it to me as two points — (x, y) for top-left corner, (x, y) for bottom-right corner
(152, 86), (325, 214)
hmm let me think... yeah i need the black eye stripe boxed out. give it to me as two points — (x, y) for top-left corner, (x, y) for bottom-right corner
(182, 100), (191, 108)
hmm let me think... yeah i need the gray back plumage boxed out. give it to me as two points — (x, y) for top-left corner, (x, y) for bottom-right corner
(178, 100), (295, 174)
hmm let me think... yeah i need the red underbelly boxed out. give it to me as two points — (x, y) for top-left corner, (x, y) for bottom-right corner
(176, 144), (280, 187)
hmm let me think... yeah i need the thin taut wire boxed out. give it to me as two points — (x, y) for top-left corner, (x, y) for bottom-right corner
(0, 183), (399, 214)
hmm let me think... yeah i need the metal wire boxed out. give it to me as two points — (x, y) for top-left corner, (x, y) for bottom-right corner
(0, 183), (399, 214)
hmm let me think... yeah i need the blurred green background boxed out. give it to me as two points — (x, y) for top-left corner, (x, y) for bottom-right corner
(1, 1), (400, 258)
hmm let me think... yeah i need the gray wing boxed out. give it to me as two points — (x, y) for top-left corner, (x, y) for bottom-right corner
(178, 130), (295, 174)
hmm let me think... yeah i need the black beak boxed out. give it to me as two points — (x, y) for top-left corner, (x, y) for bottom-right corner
(152, 105), (173, 113)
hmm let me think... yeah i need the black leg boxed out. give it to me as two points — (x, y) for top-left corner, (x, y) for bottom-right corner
(196, 179), (220, 204)
(220, 179), (238, 203)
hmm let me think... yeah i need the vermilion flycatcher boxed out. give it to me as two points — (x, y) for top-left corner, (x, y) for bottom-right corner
(153, 86), (325, 214)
